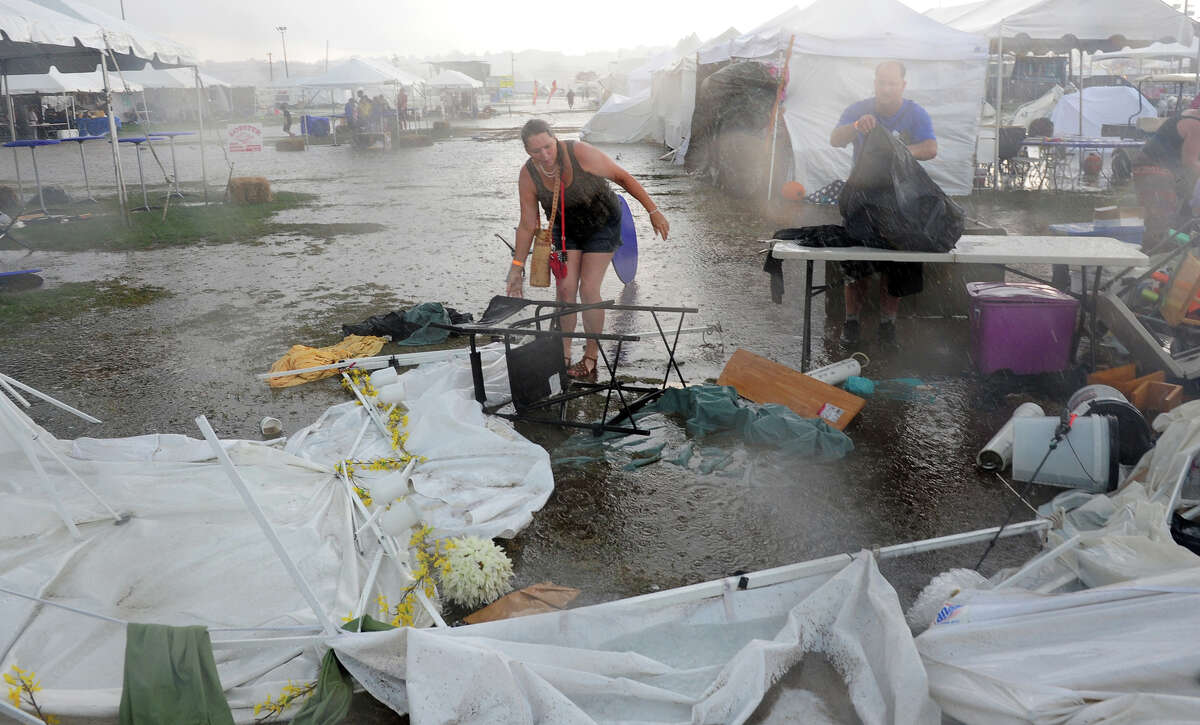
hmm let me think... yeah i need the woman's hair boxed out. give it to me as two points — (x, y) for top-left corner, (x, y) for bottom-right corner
(521, 119), (555, 149)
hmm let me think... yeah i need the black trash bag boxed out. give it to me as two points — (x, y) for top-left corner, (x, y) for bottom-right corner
(837, 126), (963, 253)
(768, 224), (923, 297)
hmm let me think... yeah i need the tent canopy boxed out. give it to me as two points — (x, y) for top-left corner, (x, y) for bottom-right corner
(1049, 85), (1157, 136)
(5, 63), (143, 93)
(299, 57), (422, 89)
(0, 0), (195, 73)
(1092, 39), (1200, 62)
(946, 0), (1196, 52)
(428, 68), (482, 89)
(580, 88), (656, 143)
(704, 0), (988, 65)
(120, 66), (228, 89)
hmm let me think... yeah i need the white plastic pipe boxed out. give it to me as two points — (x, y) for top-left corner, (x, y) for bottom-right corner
(977, 402), (1045, 470)
(806, 353), (869, 386)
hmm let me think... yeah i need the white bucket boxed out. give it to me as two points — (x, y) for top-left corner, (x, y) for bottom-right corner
(1067, 384), (1127, 416)
(1012, 415), (1116, 493)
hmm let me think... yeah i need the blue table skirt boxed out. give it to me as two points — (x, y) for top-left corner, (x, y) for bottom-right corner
(1048, 222), (1143, 246)
(77, 116), (122, 136)
(301, 115), (331, 137)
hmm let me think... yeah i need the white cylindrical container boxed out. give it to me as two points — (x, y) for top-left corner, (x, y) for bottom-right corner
(976, 402), (1044, 471)
(1067, 384), (1127, 416)
(807, 353), (869, 386)
(259, 416), (283, 437)
(370, 475), (409, 505)
(377, 383), (407, 406)
(370, 367), (400, 387)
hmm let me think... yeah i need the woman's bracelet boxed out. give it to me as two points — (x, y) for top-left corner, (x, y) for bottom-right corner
(647, 207), (664, 217)
(511, 258), (524, 267)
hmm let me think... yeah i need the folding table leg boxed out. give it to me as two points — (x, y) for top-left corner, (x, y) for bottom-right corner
(29, 148), (46, 215)
(802, 260), (814, 372)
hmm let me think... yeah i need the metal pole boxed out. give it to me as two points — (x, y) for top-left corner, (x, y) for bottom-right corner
(194, 66), (208, 205)
(993, 27), (1003, 191)
(195, 414), (338, 635)
(4, 67), (22, 200)
(29, 146), (45, 214)
(79, 140), (94, 201)
(765, 36), (795, 202)
(99, 54), (128, 221)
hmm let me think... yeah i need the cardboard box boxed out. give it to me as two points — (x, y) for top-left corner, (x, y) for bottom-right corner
(1094, 205), (1144, 225)
(1129, 380), (1183, 420)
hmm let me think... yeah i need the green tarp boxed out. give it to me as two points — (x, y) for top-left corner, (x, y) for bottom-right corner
(118, 624), (234, 725)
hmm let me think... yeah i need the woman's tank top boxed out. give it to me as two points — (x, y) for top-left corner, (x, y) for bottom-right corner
(526, 141), (619, 242)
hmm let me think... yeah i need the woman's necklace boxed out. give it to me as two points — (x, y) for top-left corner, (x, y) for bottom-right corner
(537, 160), (559, 179)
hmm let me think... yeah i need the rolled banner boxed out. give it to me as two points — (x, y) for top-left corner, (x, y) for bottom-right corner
(977, 401), (1045, 471)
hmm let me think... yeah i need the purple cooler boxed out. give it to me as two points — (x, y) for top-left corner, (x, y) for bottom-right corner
(967, 282), (1079, 375)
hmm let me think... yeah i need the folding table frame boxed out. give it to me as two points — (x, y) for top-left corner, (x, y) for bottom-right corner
(433, 296), (699, 436)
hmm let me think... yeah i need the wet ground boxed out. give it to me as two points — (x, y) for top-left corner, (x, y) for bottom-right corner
(0, 103), (1135, 613)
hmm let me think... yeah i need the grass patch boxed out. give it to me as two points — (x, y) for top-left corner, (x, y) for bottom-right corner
(0, 279), (170, 330)
(7, 191), (321, 252)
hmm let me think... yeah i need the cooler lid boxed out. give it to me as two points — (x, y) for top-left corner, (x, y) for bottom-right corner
(966, 281), (1075, 303)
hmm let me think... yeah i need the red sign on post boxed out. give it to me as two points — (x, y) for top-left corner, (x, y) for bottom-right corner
(227, 123), (263, 153)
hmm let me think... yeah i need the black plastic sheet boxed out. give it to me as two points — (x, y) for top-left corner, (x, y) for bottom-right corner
(837, 126), (963, 253)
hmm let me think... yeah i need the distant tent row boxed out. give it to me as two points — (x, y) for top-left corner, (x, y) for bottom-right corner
(582, 0), (1197, 198)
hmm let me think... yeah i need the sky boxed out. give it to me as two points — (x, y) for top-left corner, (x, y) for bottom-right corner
(92, 0), (948, 63)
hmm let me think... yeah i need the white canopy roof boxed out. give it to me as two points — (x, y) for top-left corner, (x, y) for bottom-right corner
(0, 0), (195, 73)
(922, 1), (987, 25)
(701, 0), (988, 65)
(298, 57), (422, 89)
(428, 68), (482, 89)
(1092, 39), (1200, 62)
(946, 0), (1195, 51)
(5, 64), (143, 93)
(580, 89), (656, 143)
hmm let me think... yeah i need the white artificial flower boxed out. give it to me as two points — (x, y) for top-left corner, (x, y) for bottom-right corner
(439, 536), (514, 608)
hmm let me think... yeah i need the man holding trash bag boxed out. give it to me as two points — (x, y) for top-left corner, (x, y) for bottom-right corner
(829, 61), (937, 347)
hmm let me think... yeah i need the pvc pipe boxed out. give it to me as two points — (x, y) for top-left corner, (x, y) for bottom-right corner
(806, 353), (869, 386)
(0, 373), (101, 423)
(977, 402), (1045, 470)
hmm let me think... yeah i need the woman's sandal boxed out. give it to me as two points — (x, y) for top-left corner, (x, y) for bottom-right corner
(566, 355), (598, 383)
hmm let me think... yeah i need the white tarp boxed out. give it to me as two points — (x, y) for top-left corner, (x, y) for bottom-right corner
(946, 0), (1194, 49)
(912, 399), (1200, 724)
(580, 89), (657, 144)
(653, 56), (697, 152)
(1049, 86), (1157, 137)
(1010, 84), (1063, 128)
(0, 353), (552, 721)
(1092, 38), (1200, 62)
(722, 0), (988, 196)
(332, 552), (941, 724)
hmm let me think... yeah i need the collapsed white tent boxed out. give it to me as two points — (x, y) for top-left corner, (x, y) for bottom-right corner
(0, 349), (552, 722)
(700, 0), (988, 196)
(1049, 85), (1157, 137)
(580, 89), (656, 144)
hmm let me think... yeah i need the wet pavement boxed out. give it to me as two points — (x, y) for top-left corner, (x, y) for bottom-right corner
(0, 105), (1133, 611)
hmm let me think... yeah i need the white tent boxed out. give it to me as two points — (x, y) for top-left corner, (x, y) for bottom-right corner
(120, 66), (228, 89)
(922, 1), (987, 25)
(428, 69), (482, 89)
(5, 64), (143, 93)
(580, 89), (656, 143)
(699, 0), (989, 196)
(626, 33), (702, 97)
(298, 56), (422, 89)
(1049, 85), (1157, 136)
(1092, 39), (1200, 62)
(946, 0), (1195, 51)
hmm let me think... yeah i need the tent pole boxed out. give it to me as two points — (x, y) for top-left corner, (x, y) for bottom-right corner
(4, 66), (23, 200)
(765, 35), (795, 202)
(194, 66), (208, 206)
(993, 28), (1003, 191)
(99, 55), (127, 222)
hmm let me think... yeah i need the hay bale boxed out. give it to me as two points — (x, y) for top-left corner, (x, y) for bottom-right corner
(0, 185), (20, 214)
(275, 137), (306, 152)
(228, 177), (273, 205)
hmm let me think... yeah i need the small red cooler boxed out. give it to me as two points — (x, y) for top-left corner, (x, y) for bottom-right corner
(967, 282), (1079, 375)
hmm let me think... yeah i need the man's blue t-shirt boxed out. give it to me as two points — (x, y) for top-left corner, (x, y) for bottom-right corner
(837, 98), (935, 161)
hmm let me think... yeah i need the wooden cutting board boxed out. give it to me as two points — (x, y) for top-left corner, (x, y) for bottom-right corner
(717, 348), (865, 430)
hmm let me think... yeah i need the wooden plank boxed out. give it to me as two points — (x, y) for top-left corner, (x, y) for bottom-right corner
(716, 348), (865, 430)
(1087, 363), (1137, 387)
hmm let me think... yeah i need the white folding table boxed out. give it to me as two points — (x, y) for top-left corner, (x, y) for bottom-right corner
(770, 235), (1148, 371)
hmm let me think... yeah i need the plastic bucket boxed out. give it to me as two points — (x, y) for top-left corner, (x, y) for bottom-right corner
(1067, 384), (1127, 416)
(1012, 415), (1118, 493)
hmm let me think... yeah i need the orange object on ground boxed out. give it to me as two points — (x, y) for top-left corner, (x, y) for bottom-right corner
(267, 334), (387, 388)
(463, 582), (581, 624)
(781, 181), (807, 201)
